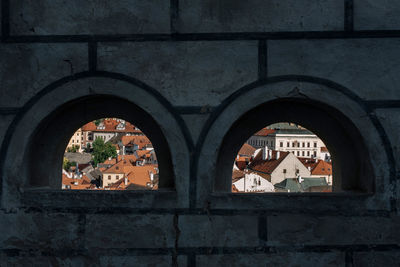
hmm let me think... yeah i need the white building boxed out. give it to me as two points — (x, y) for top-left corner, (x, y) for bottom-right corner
(247, 125), (327, 159)
(233, 172), (275, 193)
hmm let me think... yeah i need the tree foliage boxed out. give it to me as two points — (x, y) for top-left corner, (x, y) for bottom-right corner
(63, 158), (76, 171)
(67, 145), (80, 153)
(92, 137), (117, 166)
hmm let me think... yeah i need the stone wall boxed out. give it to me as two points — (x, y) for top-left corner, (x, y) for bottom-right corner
(0, 1), (399, 266)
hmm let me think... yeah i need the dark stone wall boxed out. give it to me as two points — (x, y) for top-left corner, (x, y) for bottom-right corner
(0, 1), (399, 266)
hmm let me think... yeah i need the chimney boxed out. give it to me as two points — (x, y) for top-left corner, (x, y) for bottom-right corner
(276, 151), (280, 159)
(124, 177), (128, 186)
(262, 147), (268, 160)
(150, 171), (154, 182)
(268, 149), (272, 160)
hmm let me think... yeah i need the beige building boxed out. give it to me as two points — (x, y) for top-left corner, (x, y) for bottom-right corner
(65, 128), (83, 152)
(247, 148), (311, 185)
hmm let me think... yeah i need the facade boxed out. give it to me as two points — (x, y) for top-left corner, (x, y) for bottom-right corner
(65, 128), (83, 152)
(233, 172), (274, 193)
(247, 127), (327, 159)
(248, 148), (311, 185)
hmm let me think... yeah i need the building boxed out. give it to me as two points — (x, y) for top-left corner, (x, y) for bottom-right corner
(247, 148), (311, 185)
(232, 171), (274, 193)
(65, 128), (83, 152)
(80, 118), (143, 149)
(247, 125), (327, 159)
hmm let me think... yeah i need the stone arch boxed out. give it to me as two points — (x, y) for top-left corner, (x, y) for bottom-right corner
(195, 76), (390, 200)
(1, 73), (190, 204)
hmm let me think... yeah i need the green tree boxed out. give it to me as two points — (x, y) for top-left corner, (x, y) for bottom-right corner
(63, 158), (77, 171)
(92, 137), (117, 166)
(94, 119), (104, 126)
(67, 144), (80, 153)
(84, 143), (91, 153)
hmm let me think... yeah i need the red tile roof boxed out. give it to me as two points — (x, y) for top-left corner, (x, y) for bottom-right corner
(121, 136), (151, 149)
(248, 150), (290, 174)
(238, 143), (256, 157)
(298, 158), (332, 176)
(254, 128), (275, 137)
(81, 119), (142, 134)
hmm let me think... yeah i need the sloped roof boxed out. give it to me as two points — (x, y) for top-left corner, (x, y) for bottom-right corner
(298, 158), (332, 176)
(254, 128), (275, 137)
(232, 170), (245, 183)
(238, 143), (256, 157)
(274, 177), (328, 192)
(248, 150), (290, 174)
(81, 119), (141, 133)
(121, 136), (151, 149)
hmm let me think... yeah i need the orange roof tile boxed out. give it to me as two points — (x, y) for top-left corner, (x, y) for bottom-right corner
(248, 150), (290, 174)
(81, 119), (142, 134)
(254, 128), (276, 137)
(238, 143), (256, 157)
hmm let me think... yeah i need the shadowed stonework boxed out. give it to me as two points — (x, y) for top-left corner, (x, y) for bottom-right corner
(0, 0), (399, 266)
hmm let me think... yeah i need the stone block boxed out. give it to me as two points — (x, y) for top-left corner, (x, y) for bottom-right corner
(0, 255), (89, 266)
(0, 43), (87, 107)
(197, 252), (344, 267)
(85, 214), (175, 248)
(354, 0), (400, 30)
(97, 41), (258, 106)
(181, 114), (210, 144)
(99, 256), (175, 267)
(0, 211), (80, 250)
(353, 251), (400, 267)
(179, 0), (343, 33)
(375, 109), (400, 171)
(268, 39), (400, 100)
(10, 0), (170, 35)
(0, 114), (14, 147)
(178, 215), (258, 247)
(267, 215), (400, 246)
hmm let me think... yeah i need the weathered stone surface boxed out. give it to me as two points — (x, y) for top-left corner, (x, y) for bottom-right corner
(99, 256), (176, 267)
(0, 211), (79, 250)
(375, 109), (400, 171)
(197, 252), (344, 266)
(268, 39), (400, 100)
(85, 214), (175, 248)
(181, 114), (210, 144)
(97, 41), (258, 106)
(179, 215), (258, 247)
(0, 43), (87, 107)
(179, 0), (343, 32)
(354, 251), (400, 267)
(0, 115), (14, 148)
(354, 0), (400, 30)
(267, 215), (400, 246)
(10, 0), (170, 35)
(0, 255), (90, 266)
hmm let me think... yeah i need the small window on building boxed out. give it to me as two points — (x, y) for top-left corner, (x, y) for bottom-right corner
(62, 118), (159, 191)
(233, 122), (332, 193)
(314, 142), (317, 148)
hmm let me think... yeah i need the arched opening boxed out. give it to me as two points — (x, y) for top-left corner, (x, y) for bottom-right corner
(27, 95), (174, 190)
(215, 98), (374, 193)
(62, 118), (159, 190)
(232, 122), (332, 193)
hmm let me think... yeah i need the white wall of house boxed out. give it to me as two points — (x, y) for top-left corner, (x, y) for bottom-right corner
(102, 173), (124, 187)
(233, 172), (274, 192)
(270, 153), (311, 185)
